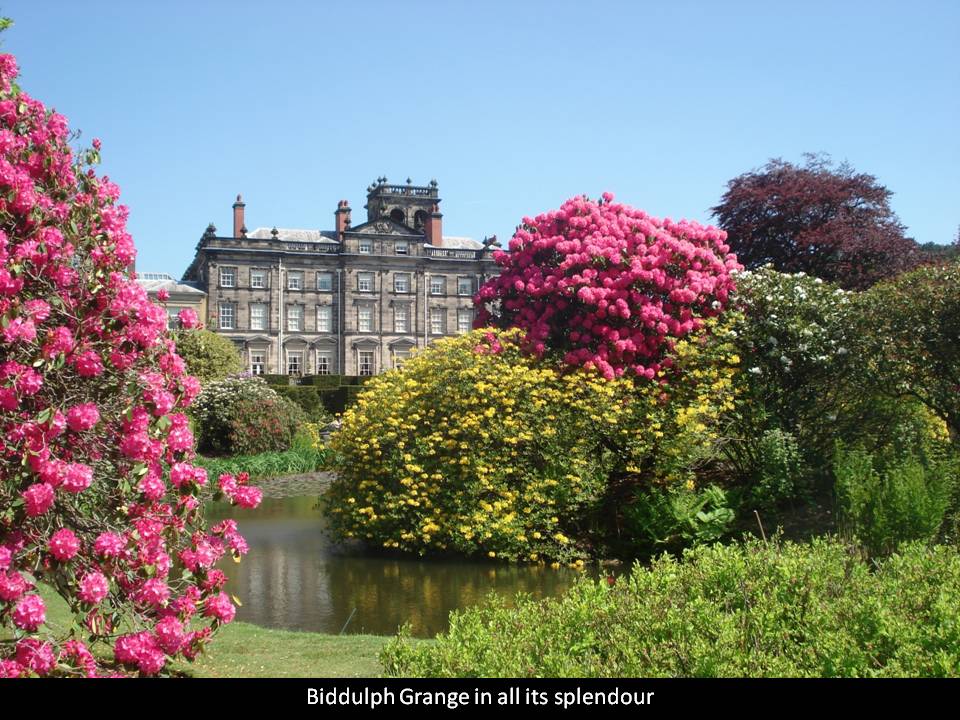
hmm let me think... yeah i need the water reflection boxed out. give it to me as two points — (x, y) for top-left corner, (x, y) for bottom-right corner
(206, 496), (586, 637)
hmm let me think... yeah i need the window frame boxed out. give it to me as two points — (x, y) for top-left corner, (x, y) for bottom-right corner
(358, 350), (375, 376)
(430, 307), (445, 335)
(357, 272), (374, 293)
(250, 302), (267, 331)
(316, 305), (332, 333)
(219, 302), (235, 330)
(219, 267), (236, 288)
(394, 304), (409, 333)
(287, 351), (303, 376)
(316, 271), (333, 292)
(357, 305), (374, 333)
(286, 304), (303, 332)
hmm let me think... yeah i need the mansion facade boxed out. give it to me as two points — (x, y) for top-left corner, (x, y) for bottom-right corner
(181, 179), (500, 377)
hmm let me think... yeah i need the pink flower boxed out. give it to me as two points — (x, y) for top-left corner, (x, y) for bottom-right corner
(48, 528), (80, 561)
(22, 483), (55, 516)
(0, 659), (25, 678)
(72, 349), (104, 377)
(203, 592), (236, 624)
(77, 571), (109, 605)
(154, 615), (185, 655)
(66, 402), (100, 431)
(93, 531), (126, 558)
(15, 638), (55, 675)
(134, 578), (170, 608)
(0, 570), (28, 601)
(157, 288), (169, 302)
(61, 462), (93, 493)
(177, 308), (199, 329)
(231, 485), (263, 509)
(12, 594), (46, 631)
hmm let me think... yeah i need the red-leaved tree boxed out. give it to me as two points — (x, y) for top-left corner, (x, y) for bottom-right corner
(474, 193), (741, 380)
(0, 51), (260, 677)
(711, 154), (922, 290)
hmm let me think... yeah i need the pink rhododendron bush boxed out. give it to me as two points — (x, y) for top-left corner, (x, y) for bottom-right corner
(0, 52), (260, 677)
(475, 193), (742, 379)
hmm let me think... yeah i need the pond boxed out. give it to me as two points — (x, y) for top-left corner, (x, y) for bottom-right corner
(206, 494), (590, 638)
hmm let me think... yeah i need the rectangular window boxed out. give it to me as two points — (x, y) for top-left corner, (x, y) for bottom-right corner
(358, 239), (373, 254)
(250, 269), (266, 289)
(316, 272), (333, 291)
(358, 305), (374, 333)
(250, 352), (265, 376)
(358, 351), (374, 376)
(393, 349), (411, 368)
(316, 305), (332, 333)
(394, 273), (410, 293)
(357, 272), (374, 293)
(316, 352), (332, 375)
(430, 307), (445, 335)
(287, 271), (303, 291)
(287, 305), (302, 332)
(395, 241), (409, 256)
(287, 351), (302, 376)
(219, 267), (236, 288)
(219, 303), (235, 330)
(430, 276), (445, 295)
(394, 305), (409, 333)
(457, 308), (473, 334)
(165, 307), (183, 330)
(458, 276), (474, 296)
(250, 303), (267, 331)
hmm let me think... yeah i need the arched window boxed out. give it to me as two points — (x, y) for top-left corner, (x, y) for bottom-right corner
(414, 210), (428, 230)
(390, 208), (405, 225)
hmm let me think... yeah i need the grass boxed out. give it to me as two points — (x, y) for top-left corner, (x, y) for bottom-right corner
(195, 446), (328, 481)
(8, 584), (417, 678)
(178, 624), (395, 678)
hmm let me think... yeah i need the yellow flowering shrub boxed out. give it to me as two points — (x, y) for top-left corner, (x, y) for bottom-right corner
(325, 324), (742, 562)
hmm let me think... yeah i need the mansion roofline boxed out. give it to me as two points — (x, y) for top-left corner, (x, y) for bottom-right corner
(178, 179), (502, 377)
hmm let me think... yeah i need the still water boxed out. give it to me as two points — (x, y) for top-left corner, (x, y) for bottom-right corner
(206, 495), (587, 637)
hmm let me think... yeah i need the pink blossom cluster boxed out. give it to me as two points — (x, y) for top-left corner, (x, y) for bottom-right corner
(474, 193), (742, 379)
(0, 51), (259, 677)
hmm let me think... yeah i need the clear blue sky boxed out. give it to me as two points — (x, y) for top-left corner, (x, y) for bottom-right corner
(4, 1), (958, 275)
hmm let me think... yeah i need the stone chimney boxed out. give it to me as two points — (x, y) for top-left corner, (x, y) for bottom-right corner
(424, 203), (443, 247)
(335, 200), (352, 242)
(232, 194), (246, 238)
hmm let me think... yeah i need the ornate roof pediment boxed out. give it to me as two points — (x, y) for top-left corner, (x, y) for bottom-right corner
(346, 218), (421, 237)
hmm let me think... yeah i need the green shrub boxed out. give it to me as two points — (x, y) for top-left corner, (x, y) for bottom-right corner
(171, 328), (243, 382)
(226, 395), (309, 455)
(192, 376), (308, 455)
(309, 374), (345, 389)
(834, 446), (956, 556)
(852, 260), (960, 440)
(381, 538), (960, 677)
(746, 428), (809, 511)
(622, 485), (735, 556)
(272, 385), (334, 424)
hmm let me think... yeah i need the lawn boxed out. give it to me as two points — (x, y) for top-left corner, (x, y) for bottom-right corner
(9, 584), (413, 677)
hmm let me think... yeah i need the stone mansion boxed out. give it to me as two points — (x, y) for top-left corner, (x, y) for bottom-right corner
(180, 179), (501, 377)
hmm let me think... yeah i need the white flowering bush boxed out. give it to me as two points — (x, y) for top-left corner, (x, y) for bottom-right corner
(732, 266), (854, 411)
(724, 268), (855, 482)
(191, 376), (307, 455)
